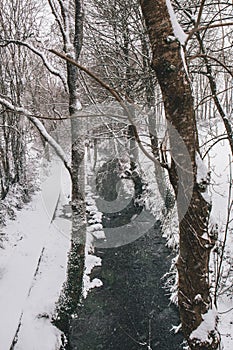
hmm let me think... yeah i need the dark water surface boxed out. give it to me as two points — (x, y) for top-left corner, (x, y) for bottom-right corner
(70, 223), (183, 350)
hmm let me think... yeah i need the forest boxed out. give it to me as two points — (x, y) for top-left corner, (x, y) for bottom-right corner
(0, 0), (232, 349)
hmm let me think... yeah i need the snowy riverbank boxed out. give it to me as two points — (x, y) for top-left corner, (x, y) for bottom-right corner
(0, 159), (71, 350)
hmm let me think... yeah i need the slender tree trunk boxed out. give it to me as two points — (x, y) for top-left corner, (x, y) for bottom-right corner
(54, 1), (85, 343)
(141, 32), (171, 208)
(140, 1), (219, 349)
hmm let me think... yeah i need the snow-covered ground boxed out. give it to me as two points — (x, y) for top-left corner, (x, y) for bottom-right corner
(0, 159), (71, 350)
(0, 118), (232, 350)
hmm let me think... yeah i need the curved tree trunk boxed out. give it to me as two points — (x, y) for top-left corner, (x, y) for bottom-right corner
(140, 1), (219, 349)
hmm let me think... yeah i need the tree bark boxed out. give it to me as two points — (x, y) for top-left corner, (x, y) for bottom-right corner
(140, 1), (219, 349)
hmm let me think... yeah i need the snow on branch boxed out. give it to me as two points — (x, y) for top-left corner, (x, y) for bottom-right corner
(165, 0), (190, 79)
(0, 39), (68, 92)
(0, 97), (71, 174)
(29, 116), (71, 174)
(165, 0), (188, 45)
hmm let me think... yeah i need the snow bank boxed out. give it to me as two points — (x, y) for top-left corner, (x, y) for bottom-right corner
(83, 182), (104, 299)
(0, 159), (71, 350)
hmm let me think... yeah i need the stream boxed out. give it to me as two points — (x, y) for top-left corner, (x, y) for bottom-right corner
(69, 159), (184, 349)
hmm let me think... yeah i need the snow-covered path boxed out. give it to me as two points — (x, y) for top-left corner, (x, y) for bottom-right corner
(0, 160), (71, 350)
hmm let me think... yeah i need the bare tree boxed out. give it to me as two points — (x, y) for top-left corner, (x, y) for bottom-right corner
(0, 0), (48, 202)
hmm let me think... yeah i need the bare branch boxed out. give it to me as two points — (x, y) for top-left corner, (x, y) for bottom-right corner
(49, 49), (165, 167)
(0, 39), (68, 92)
(187, 21), (233, 40)
(202, 137), (229, 159)
(189, 54), (233, 77)
(196, 0), (206, 28)
(186, 0), (207, 42)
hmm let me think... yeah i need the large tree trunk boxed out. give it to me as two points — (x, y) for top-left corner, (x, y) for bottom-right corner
(140, 1), (219, 349)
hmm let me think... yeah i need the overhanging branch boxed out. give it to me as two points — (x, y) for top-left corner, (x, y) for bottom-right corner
(0, 97), (71, 175)
(0, 39), (68, 92)
(49, 49), (167, 168)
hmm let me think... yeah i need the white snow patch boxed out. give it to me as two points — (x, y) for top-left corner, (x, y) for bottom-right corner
(180, 45), (191, 81)
(196, 152), (211, 204)
(83, 277), (103, 299)
(170, 323), (182, 334)
(199, 120), (231, 225)
(91, 230), (106, 240)
(196, 152), (209, 183)
(86, 205), (98, 213)
(198, 120), (233, 350)
(88, 211), (102, 223)
(85, 255), (102, 276)
(83, 255), (102, 299)
(88, 223), (103, 232)
(190, 308), (218, 343)
(86, 198), (96, 206)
